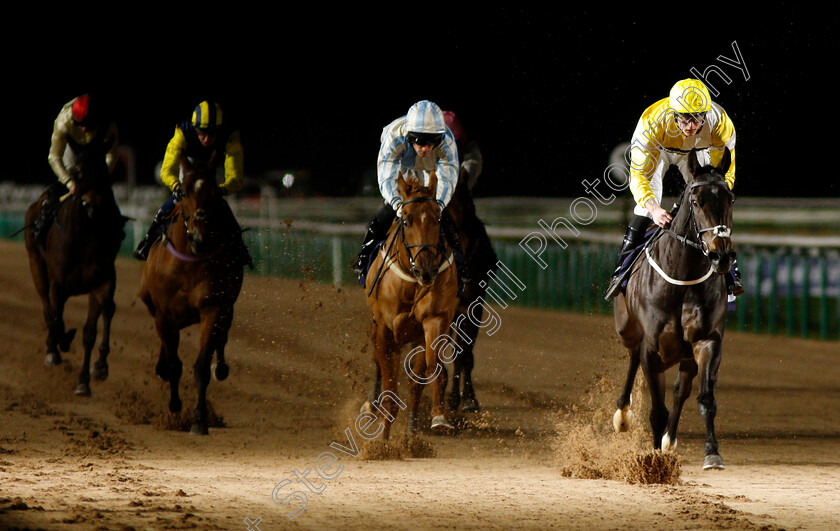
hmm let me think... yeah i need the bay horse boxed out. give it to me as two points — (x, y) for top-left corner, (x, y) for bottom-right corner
(24, 140), (125, 396)
(363, 171), (460, 439)
(138, 155), (245, 435)
(612, 148), (735, 470)
(440, 177), (498, 413)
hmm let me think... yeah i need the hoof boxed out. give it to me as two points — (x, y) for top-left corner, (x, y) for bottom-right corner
(59, 329), (76, 352)
(169, 398), (182, 413)
(74, 383), (91, 397)
(613, 408), (634, 432)
(189, 423), (209, 436)
(212, 361), (229, 381)
(703, 454), (725, 470)
(661, 433), (678, 452)
(45, 352), (63, 366)
(460, 397), (480, 413)
(430, 415), (453, 431)
(91, 362), (109, 381)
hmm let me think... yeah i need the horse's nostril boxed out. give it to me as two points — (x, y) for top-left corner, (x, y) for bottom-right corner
(708, 251), (720, 262)
(729, 251), (737, 261)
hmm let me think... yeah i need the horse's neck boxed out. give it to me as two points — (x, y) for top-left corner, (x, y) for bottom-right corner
(650, 199), (706, 274)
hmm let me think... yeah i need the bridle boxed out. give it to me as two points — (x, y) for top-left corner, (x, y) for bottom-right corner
(645, 179), (734, 286)
(367, 195), (453, 295)
(397, 196), (448, 272)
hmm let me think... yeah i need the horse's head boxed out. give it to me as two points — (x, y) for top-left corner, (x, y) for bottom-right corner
(397, 171), (446, 285)
(685, 148), (736, 275)
(72, 138), (114, 220)
(179, 154), (222, 255)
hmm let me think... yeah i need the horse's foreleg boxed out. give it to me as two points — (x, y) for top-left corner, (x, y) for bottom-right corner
(640, 349), (668, 449)
(154, 315), (182, 413)
(91, 281), (116, 382)
(191, 307), (232, 435)
(450, 308), (481, 414)
(373, 323), (398, 440)
(45, 283), (73, 365)
(613, 346), (640, 432)
(424, 318), (452, 432)
(211, 307), (233, 382)
(27, 253), (60, 365)
(662, 359), (698, 452)
(695, 337), (725, 469)
(74, 290), (105, 397)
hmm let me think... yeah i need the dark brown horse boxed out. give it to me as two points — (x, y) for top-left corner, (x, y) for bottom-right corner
(362, 171), (460, 439)
(612, 148), (735, 470)
(24, 141), (125, 396)
(440, 177), (498, 413)
(138, 156), (245, 435)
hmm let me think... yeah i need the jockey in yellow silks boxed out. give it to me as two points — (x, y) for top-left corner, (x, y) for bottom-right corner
(134, 101), (251, 267)
(605, 78), (742, 300)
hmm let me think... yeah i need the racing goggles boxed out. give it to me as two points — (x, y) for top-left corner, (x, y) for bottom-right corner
(675, 112), (706, 126)
(406, 132), (444, 147)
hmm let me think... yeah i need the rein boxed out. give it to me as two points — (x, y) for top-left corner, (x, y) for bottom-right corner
(646, 180), (733, 286)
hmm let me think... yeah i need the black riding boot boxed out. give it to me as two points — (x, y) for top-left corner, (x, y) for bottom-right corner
(441, 209), (470, 295)
(353, 205), (395, 285)
(32, 182), (66, 243)
(605, 214), (652, 301)
(134, 208), (170, 261)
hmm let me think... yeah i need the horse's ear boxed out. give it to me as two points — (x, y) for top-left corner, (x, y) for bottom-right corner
(716, 147), (731, 176)
(688, 148), (701, 178)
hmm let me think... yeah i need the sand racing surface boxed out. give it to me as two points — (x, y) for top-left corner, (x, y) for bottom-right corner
(1, 238), (839, 530)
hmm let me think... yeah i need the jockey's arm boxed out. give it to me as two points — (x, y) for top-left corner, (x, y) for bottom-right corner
(160, 127), (187, 193)
(709, 109), (737, 190)
(377, 134), (409, 210)
(47, 117), (74, 188)
(435, 135), (459, 208)
(219, 130), (245, 196)
(104, 121), (120, 175)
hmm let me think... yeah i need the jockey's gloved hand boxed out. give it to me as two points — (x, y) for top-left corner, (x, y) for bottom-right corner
(436, 199), (445, 211)
(173, 183), (184, 200)
(393, 200), (404, 219)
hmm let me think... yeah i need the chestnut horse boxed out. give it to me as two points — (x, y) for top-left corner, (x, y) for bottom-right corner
(362, 177), (498, 418)
(24, 140), (125, 396)
(363, 171), (460, 439)
(612, 148), (735, 470)
(138, 156), (245, 435)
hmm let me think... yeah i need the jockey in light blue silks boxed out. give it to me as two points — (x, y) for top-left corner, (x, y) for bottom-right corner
(352, 100), (468, 290)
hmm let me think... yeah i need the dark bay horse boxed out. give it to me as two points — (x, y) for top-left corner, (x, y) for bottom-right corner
(138, 156), (245, 435)
(24, 141), (125, 396)
(362, 171), (460, 439)
(612, 148), (735, 470)
(440, 177), (498, 413)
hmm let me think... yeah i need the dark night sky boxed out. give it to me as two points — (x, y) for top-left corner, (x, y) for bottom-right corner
(6, 7), (836, 199)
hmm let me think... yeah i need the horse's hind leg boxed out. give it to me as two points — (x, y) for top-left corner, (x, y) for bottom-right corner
(154, 315), (182, 414)
(662, 359), (698, 452)
(695, 338), (725, 469)
(75, 283), (116, 396)
(91, 281), (116, 382)
(360, 363), (381, 414)
(613, 346), (640, 432)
